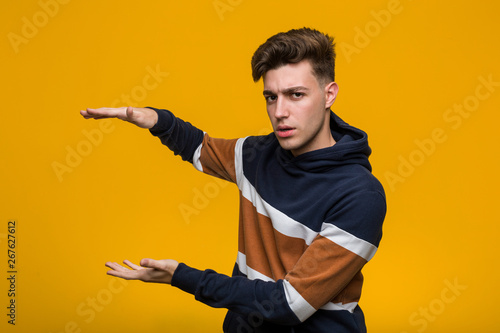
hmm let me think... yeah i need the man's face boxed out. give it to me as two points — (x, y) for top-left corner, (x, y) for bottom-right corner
(263, 60), (338, 156)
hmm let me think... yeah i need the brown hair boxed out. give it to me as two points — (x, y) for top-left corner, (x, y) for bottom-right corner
(251, 27), (336, 84)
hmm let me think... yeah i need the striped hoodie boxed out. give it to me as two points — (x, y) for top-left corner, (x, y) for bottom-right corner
(148, 107), (386, 333)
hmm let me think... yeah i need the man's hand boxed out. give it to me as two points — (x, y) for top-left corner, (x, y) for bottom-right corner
(80, 106), (158, 129)
(105, 258), (179, 284)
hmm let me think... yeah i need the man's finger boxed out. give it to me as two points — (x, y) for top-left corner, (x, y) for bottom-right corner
(105, 261), (130, 272)
(86, 107), (124, 118)
(107, 269), (137, 280)
(123, 259), (142, 270)
(106, 269), (124, 278)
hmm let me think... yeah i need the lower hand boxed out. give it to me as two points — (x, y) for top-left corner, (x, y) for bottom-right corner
(105, 258), (179, 284)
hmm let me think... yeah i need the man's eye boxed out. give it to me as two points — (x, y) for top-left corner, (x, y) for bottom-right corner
(292, 92), (303, 98)
(265, 95), (277, 102)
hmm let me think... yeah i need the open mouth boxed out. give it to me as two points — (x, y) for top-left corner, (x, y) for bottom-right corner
(276, 126), (295, 138)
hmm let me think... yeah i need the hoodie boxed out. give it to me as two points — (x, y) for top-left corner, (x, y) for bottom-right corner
(148, 108), (386, 333)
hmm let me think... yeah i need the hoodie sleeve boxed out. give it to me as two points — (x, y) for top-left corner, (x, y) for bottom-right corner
(147, 107), (204, 163)
(147, 107), (238, 183)
(171, 263), (301, 325)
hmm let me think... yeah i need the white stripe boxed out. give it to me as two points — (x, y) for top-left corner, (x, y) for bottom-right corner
(234, 137), (247, 188)
(233, 138), (318, 245)
(191, 133), (205, 172)
(319, 223), (378, 261)
(320, 301), (358, 313)
(237, 252), (319, 321)
(282, 280), (316, 322)
(237, 251), (357, 317)
(236, 252), (274, 282)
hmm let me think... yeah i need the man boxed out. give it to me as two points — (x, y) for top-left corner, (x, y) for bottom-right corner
(81, 28), (386, 333)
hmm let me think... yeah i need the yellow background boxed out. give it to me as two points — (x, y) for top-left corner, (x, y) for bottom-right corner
(1, 0), (499, 332)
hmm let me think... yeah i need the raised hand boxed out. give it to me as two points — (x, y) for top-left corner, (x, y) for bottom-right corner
(80, 106), (158, 129)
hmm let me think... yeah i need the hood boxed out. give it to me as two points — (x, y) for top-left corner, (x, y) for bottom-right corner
(276, 111), (373, 173)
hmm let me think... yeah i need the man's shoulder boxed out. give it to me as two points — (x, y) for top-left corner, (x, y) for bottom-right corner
(239, 133), (278, 158)
(332, 163), (385, 196)
(242, 132), (276, 147)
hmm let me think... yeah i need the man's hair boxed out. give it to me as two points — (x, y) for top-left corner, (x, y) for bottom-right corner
(251, 27), (336, 84)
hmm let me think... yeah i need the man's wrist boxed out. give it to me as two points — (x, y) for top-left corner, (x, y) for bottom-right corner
(167, 261), (179, 282)
(147, 107), (175, 134)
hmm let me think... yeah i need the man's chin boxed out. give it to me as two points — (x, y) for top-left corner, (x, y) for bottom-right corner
(276, 138), (298, 152)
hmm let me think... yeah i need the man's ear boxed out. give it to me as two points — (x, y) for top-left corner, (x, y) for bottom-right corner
(324, 82), (339, 109)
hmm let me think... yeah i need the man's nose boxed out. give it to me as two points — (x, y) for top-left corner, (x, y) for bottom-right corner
(274, 98), (289, 119)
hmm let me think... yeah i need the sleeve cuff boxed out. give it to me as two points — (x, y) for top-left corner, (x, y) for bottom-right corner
(146, 107), (176, 135)
(171, 262), (204, 295)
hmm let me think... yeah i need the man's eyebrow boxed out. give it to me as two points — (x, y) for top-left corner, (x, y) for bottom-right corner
(263, 86), (309, 96)
(283, 86), (309, 94)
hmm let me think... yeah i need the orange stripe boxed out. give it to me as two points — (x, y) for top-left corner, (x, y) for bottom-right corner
(199, 135), (237, 182)
(285, 235), (367, 309)
(331, 270), (363, 304)
(238, 195), (308, 280)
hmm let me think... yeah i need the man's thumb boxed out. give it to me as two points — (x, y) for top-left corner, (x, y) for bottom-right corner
(126, 106), (134, 120)
(140, 258), (158, 269)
